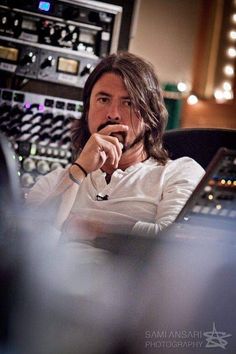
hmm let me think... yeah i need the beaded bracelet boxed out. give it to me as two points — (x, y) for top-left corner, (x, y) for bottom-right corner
(72, 162), (88, 177)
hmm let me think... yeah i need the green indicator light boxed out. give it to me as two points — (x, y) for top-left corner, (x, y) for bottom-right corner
(30, 144), (37, 155)
(17, 171), (21, 176)
(19, 156), (23, 161)
(77, 104), (83, 112)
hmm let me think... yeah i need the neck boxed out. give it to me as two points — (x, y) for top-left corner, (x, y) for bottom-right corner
(102, 142), (148, 175)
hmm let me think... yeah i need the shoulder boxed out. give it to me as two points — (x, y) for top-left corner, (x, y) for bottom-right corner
(143, 156), (205, 187)
(166, 156), (204, 172)
(163, 156), (205, 185)
(144, 156), (204, 174)
(167, 156), (204, 173)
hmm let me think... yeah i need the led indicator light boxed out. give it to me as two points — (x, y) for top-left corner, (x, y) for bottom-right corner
(39, 1), (51, 12)
(39, 104), (45, 111)
(30, 144), (37, 155)
(24, 102), (31, 109)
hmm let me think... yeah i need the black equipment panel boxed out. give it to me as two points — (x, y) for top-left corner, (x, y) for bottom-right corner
(0, 0), (122, 88)
(0, 1), (122, 189)
(0, 88), (82, 189)
(0, 36), (99, 88)
(177, 148), (236, 225)
(0, 0), (122, 56)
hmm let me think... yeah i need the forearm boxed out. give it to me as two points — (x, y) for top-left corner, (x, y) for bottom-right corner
(131, 221), (160, 237)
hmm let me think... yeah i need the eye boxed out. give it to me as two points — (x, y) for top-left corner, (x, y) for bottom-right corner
(122, 99), (132, 107)
(97, 96), (109, 104)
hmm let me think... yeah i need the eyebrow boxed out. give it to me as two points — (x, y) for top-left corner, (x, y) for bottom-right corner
(95, 91), (131, 100)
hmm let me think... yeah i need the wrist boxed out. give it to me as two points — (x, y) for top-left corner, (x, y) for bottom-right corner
(69, 164), (86, 185)
(72, 162), (88, 177)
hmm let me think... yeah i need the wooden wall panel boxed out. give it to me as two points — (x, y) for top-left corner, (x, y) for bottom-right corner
(181, 100), (236, 129)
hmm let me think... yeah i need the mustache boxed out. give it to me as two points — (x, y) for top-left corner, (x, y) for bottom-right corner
(97, 121), (121, 132)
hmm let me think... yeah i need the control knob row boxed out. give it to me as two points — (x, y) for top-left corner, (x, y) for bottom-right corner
(0, 12), (22, 36)
(19, 53), (55, 69)
(23, 157), (63, 173)
(17, 52), (93, 78)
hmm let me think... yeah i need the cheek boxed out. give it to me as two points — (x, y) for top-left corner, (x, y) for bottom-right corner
(129, 114), (145, 135)
(87, 106), (101, 134)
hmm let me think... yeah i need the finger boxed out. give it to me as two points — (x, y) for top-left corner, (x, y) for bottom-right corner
(97, 138), (120, 167)
(102, 141), (119, 166)
(99, 135), (123, 166)
(99, 124), (129, 136)
(99, 150), (107, 165)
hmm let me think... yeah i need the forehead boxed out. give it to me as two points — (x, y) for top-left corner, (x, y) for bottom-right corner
(91, 72), (128, 96)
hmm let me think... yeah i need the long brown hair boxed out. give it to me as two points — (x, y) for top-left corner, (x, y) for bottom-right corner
(71, 52), (169, 164)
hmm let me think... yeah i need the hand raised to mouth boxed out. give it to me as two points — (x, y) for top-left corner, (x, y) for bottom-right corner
(98, 121), (127, 144)
(73, 123), (129, 175)
(98, 121), (128, 151)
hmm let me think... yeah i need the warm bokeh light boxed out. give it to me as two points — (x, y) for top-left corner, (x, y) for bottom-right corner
(177, 81), (187, 92)
(214, 89), (224, 100)
(229, 30), (236, 40)
(214, 88), (233, 101)
(227, 47), (236, 57)
(223, 81), (232, 91)
(223, 64), (234, 76)
(187, 94), (198, 105)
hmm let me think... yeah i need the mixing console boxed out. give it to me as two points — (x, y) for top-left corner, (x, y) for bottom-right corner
(178, 148), (236, 223)
(0, 88), (82, 188)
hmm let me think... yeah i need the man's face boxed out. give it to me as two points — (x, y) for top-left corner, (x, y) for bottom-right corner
(87, 72), (146, 151)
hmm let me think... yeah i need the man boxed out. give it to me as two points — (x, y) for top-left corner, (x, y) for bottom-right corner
(27, 52), (204, 238)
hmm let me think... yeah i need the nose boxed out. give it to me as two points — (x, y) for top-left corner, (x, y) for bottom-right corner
(106, 101), (121, 122)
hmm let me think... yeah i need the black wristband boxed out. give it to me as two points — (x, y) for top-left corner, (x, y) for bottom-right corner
(72, 162), (88, 177)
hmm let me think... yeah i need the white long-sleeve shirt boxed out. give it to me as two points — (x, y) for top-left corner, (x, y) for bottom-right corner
(27, 157), (205, 237)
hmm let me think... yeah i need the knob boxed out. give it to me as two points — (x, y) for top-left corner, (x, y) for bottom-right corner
(20, 52), (36, 66)
(22, 157), (36, 172)
(50, 25), (62, 44)
(63, 25), (77, 42)
(21, 173), (35, 188)
(1, 13), (10, 29)
(37, 160), (50, 174)
(51, 162), (62, 170)
(11, 14), (22, 37)
(80, 64), (93, 77)
(40, 55), (54, 69)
